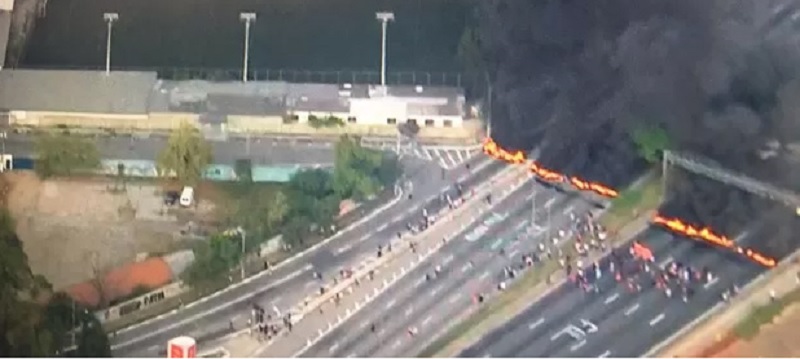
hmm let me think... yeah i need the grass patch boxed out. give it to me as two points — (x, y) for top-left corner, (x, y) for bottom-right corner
(421, 170), (665, 357)
(600, 171), (663, 231)
(734, 286), (800, 340)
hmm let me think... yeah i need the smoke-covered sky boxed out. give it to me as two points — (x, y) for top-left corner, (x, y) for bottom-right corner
(479, 0), (800, 258)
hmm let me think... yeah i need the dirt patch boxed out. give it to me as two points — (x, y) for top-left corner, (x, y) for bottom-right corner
(2, 172), (217, 290)
(712, 304), (800, 357)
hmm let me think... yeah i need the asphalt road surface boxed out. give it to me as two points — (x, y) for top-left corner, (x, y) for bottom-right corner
(2, 132), (337, 165)
(111, 155), (510, 357)
(2, 132), (479, 169)
(461, 226), (765, 358)
(302, 179), (602, 358)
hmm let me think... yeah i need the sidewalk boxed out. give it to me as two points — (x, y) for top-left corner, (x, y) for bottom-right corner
(223, 164), (531, 357)
(653, 251), (800, 357)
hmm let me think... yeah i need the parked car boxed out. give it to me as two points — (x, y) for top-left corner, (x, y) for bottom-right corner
(163, 190), (180, 206)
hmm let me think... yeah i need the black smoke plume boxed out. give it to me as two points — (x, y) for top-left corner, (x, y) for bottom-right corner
(479, 0), (800, 260)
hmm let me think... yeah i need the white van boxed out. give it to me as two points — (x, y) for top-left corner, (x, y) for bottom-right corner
(179, 186), (194, 207)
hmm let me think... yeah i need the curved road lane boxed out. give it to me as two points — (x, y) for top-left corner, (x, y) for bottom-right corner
(111, 156), (508, 356)
(302, 181), (600, 357)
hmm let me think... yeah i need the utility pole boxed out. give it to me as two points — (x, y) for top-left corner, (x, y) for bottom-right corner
(375, 12), (395, 90)
(487, 83), (493, 138)
(103, 12), (119, 76)
(239, 12), (257, 83)
(239, 227), (247, 281)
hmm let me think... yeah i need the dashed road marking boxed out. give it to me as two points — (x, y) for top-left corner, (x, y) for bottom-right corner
(405, 306), (414, 317)
(545, 198), (556, 208)
(449, 294), (461, 304)
(385, 299), (396, 310)
(624, 303), (640, 316)
(604, 293), (619, 304)
(562, 204), (575, 215)
(391, 339), (402, 350)
(508, 249), (519, 259)
(479, 271), (490, 280)
(658, 256), (674, 269)
(461, 264), (472, 273)
(598, 350), (611, 358)
(329, 342), (339, 354)
(422, 315), (434, 326)
(442, 254), (454, 265)
(377, 223), (389, 232)
(703, 277), (719, 289)
(304, 281), (317, 289)
(431, 286), (442, 297)
(358, 235), (369, 242)
(649, 313), (665, 326)
(415, 278), (426, 287)
(570, 339), (587, 352)
(359, 320), (370, 329)
(336, 243), (354, 254)
(528, 318), (545, 330)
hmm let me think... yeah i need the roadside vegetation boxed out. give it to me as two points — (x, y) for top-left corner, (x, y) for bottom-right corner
(0, 209), (111, 356)
(734, 286), (800, 339)
(34, 132), (101, 179)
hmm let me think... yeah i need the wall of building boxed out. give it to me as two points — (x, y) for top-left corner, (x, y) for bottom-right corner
(9, 110), (200, 130)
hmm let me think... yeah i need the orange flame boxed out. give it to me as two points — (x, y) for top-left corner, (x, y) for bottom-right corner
(482, 138), (619, 198)
(482, 138), (526, 164)
(653, 214), (776, 268)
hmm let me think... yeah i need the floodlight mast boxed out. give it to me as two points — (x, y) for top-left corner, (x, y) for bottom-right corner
(375, 12), (395, 88)
(103, 12), (119, 76)
(240, 12), (257, 82)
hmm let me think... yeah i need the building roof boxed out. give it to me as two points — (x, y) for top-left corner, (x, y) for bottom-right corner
(206, 93), (286, 116)
(66, 257), (174, 307)
(386, 85), (464, 99)
(0, 69), (157, 114)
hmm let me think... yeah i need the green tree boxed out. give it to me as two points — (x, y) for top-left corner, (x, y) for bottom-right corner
(0, 210), (110, 356)
(332, 135), (384, 200)
(236, 188), (289, 249)
(34, 133), (101, 178)
(234, 159), (253, 183)
(283, 169), (341, 244)
(156, 122), (213, 185)
(631, 125), (671, 163)
(182, 234), (241, 288)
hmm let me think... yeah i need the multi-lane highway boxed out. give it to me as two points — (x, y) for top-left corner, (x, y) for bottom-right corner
(460, 226), (764, 358)
(111, 155), (511, 357)
(301, 175), (602, 357)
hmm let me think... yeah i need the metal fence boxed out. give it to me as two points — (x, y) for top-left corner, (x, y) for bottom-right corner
(17, 64), (481, 88)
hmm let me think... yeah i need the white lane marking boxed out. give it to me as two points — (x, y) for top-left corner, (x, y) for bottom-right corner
(624, 303), (640, 316)
(347, 352), (356, 358)
(457, 150), (465, 163)
(449, 294), (461, 304)
(461, 264), (472, 273)
(360, 320), (370, 329)
(270, 296), (282, 306)
(508, 249), (519, 259)
(703, 277), (719, 289)
(482, 352), (492, 358)
(415, 277), (426, 287)
(405, 306), (414, 317)
(385, 299), (397, 310)
(528, 318), (545, 330)
(658, 256), (673, 269)
(570, 339), (587, 352)
(377, 223), (389, 232)
(649, 313), (665, 326)
(604, 293), (619, 305)
(562, 204), (575, 215)
(305, 280), (317, 288)
(598, 350), (611, 358)
(358, 235), (369, 242)
(544, 198), (556, 208)
(442, 254), (454, 265)
(479, 271), (490, 280)
(431, 285), (442, 297)
(392, 215), (403, 222)
(446, 151), (457, 167)
(391, 339), (402, 350)
(336, 243), (354, 254)
(422, 315), (434, 326)
(406, 205), (420, 215)
(329, 342), (339, 354)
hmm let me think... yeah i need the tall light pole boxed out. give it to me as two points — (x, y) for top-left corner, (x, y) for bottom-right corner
(240, 12), (257, 83)
(238, 226), (247, 280)
(375, 12), (395, 88)
(103, 12), (119, 76)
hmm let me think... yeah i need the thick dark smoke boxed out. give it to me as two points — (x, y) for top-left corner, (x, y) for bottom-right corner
(480, 0), (800, 260)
